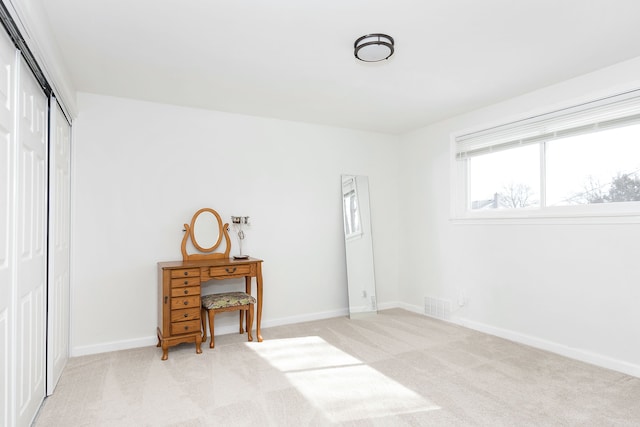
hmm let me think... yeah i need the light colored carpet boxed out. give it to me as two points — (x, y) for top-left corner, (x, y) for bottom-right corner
(34, 309), (640, 426)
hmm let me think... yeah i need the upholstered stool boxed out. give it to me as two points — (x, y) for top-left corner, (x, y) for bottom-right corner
(201, 292), (256, 348)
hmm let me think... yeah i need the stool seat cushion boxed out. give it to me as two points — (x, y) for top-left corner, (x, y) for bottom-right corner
(202, 292), (256, 310)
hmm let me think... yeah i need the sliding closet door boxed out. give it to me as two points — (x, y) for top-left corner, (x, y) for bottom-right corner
(15, 54), (48, 426)
(0, 11), (66, 425)
(0, 28), (17, 427)
(47, 99), (70, 395)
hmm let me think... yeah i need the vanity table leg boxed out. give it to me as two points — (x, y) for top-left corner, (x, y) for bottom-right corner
(195, 334), (202, 354)
(256, 263), (263, 342)
(161, 340), (169, 361)
(245, 277), (251, 334)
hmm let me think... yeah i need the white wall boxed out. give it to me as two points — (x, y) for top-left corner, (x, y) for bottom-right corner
(399, 57), (640, 377)
(70, 58), (640, 375)
(71, 93), (400, 355)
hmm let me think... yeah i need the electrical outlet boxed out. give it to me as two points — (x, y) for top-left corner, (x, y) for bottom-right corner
(457, 289), (468, 307)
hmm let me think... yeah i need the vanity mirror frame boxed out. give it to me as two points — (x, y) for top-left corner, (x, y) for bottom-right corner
(181, 208), (231, 261)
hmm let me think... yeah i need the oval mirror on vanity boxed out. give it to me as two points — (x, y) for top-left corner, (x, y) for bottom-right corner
(181, 208), (231, 261)
(341, 175), (377, 318)
(190, 208), (223, 251)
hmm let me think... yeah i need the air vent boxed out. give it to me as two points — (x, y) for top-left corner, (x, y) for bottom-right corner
(424, 297), (451, 320)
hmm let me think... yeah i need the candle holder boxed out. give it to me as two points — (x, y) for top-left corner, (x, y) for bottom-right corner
(230, 216), (250, 259)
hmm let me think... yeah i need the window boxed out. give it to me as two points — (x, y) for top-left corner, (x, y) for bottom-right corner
(453, 90), (640, 221)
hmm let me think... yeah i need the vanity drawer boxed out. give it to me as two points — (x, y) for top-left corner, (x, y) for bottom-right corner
(210, 264), (252, 278)
(171, 307), (200, 322)
(170, 268), (200, 279)
(171, 295), (200, 309)
(171, 319), (201, 335)
(171, 277), (200, 288)
(171, 286), (200, 297)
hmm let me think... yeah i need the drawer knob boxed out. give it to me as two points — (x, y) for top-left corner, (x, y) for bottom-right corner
(184, 272), (188, 276)
(184, 280), (188, 285)
(184, 313), (188, 318)
(225, 267), (237, 274)
(184, 326), (189, 330)
(183, 301), (188, 305)
(184, 290), (188, 295)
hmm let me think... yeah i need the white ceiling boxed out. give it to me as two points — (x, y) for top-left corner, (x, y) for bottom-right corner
(38, 0), (640, 134)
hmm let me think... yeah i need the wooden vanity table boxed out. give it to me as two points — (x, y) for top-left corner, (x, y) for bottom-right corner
(156, 208), (263, 360)
(157, 257), (263, 360)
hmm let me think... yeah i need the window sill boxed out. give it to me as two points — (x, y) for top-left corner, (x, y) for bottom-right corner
(451, 210), (640, 225)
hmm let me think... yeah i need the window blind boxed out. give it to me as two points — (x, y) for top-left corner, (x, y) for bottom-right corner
(455, 89), (640, 159)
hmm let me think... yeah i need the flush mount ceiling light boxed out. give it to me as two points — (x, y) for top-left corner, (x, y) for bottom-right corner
(354, 33), (394, 62)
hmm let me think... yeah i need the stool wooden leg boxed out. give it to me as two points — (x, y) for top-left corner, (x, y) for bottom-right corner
(247, 304), (254, 342)
(239, 310), (245, 334)
(208, 309), (216, 349)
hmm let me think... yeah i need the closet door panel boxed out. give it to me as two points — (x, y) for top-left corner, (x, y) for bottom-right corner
(15, 56), (47, 427)
(0, 29), (16, 427)
(47, 100), (70, 395)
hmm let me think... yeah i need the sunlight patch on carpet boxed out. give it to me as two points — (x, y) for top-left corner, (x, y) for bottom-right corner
(246, 336), (439, 422)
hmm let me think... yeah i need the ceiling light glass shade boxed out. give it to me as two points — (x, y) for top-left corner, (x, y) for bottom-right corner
(354, 34), (394, 62)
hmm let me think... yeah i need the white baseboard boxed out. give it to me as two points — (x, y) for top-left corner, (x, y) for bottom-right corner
(377, 300), (405, 311)
(69, 303), (640, 379)
(71, 336), (158, 357)
(70, 307), (350, 357)
(259, 307), (349, 328)
(390, 301), (422, 313)
(457, 317), (640, 379)
(372, 301), (640, 378)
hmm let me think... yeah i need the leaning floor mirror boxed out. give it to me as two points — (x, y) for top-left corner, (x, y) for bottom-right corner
(341, 175), (377, 318)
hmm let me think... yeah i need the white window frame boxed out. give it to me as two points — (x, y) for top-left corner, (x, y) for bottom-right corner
(451, 89), (640, 224)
